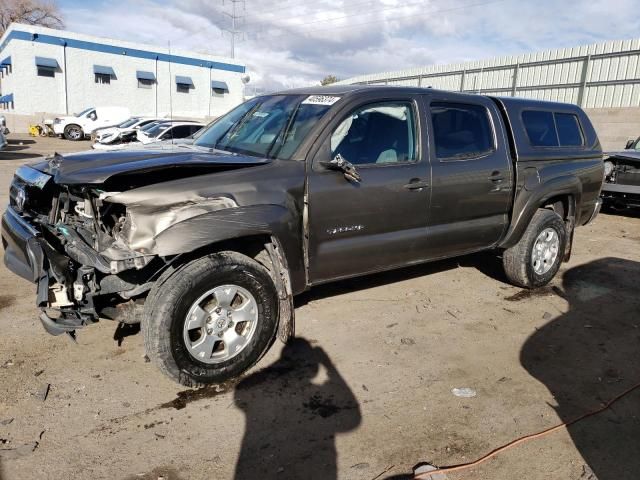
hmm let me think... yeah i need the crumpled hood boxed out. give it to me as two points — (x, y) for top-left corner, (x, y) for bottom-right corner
(607, 151), (640, 163)
(30, 144), (271, 185)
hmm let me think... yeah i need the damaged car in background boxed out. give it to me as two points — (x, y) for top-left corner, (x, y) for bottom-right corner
(92, 120), (204, 150)
(2, 86), (603, 386)
(92, 117), (161, 145)
(602, 152), (640, 209)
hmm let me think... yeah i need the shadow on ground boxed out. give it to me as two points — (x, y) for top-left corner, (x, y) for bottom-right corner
(0, 147), (42, 160)
(295, 251), (505, 308)
(233, 337), (361, 480)
(521, 257), (640, 480)
(601, 204), (640, 219)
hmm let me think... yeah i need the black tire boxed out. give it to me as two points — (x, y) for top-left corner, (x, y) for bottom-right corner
(142, 251), (279, 387)
(502, 209), (566, 288)
(63, 124), (84, 141)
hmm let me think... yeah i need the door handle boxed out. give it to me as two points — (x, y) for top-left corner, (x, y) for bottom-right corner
(403, 179), (429, 190)
(489, 171), (505, 182)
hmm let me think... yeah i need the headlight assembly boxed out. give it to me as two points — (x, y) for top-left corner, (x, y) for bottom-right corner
(604, 161), (614, 177)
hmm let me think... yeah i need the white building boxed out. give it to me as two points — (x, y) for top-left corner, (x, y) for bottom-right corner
(0, 23), (247, 132)
(336, 38), (640, 150)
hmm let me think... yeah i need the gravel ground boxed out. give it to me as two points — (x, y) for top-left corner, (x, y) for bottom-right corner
(0, 136), (638, 480)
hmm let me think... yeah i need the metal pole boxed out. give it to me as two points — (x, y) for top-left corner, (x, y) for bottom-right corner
(578, 55), (591, 107)
(511, 63), (520, 97)
(460, 69), (466, 92)
(62, 41), (69, 114)
(231, 0), (236, 59)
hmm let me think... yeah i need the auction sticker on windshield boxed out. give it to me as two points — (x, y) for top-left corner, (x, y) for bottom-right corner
(302, 95), (341, 106)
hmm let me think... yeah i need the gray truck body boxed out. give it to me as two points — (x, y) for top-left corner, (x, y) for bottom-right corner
(1, 85), (603, 339)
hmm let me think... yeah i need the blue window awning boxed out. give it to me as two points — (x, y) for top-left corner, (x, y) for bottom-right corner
(35, 56), (59, 68)
(93, 65), (115, 76)
(175, 75), (194, 86)
(211, 80), (229, 91)
(1, 56), (11, 67)
(136, 70), (155, 80)
(0, 93), (14, 104)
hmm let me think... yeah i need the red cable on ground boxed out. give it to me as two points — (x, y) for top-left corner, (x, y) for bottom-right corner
(414, 381), (640, 479)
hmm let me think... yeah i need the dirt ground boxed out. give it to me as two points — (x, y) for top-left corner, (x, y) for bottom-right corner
(0, 136), (638, 480)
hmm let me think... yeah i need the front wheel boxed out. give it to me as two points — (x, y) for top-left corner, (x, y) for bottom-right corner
(143, 252), (279, 386)
(502, 209), (567, 288)
(63, 124), (84, 141)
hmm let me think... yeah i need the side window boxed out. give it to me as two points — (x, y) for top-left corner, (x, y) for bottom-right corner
(95, 73), (111, 85)
(37, 67), (55, 78)
(431, 102), (494, 159)
(330, 102), (416, 165)
(169, 125), (192, 138)
(555, 113), (583, 146)
(87, 110), (97, 121)
(522, 111), (559, 147)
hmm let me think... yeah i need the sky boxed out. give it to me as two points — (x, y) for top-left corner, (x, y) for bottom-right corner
(57, 0), (640, 92)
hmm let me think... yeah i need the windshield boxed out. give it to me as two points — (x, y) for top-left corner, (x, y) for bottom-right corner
(144, 123), (171, 137)
(141, 121), (168, 133)
(73, 107), (94, 117)
(194, 94), (336, 159)
(118, 117), (141, 128)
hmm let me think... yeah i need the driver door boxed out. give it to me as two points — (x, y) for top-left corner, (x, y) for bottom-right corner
(306, 97), (431, 283)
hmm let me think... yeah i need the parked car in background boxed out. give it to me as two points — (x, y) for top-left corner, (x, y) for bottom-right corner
(136, 121), (204, 144)
(624, 136), (640, 150)
(1, 86), (604, 386)
(0, 115), (8, 134)
(94, 117), (160, 145)
(602, 152), (640, 209)
(53, 107), (131, 141)
(92, 121), (204, 150)
(0, 115), (9, 151)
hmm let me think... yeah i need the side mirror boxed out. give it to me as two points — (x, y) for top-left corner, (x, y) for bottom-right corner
(319, 154), (361, 183)
(625, 140), (635, 149)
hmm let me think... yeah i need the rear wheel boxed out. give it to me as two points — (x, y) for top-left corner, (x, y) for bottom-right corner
(63, 124), (84, 141)
(503, 209), (566, 288)
(143, 251), (279, 387)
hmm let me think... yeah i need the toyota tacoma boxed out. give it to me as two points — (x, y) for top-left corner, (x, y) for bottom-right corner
(2, 86), (604, 386)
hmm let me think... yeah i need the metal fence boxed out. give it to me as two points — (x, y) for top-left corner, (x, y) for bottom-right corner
(337, 39), (640, 109)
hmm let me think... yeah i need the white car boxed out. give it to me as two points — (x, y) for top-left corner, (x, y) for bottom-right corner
(94, 117), (160, 144)
(53, 106), (131, 141)
(136, 121), (204, 144)
(92, 121), (204, 151)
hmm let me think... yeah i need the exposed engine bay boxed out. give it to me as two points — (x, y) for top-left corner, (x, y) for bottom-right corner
(602, 153), (640, 208)
(5, 157), (255, 334)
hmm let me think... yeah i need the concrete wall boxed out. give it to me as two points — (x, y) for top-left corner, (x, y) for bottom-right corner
(0, 24), (246, 132)
(585, 107), (640, 151)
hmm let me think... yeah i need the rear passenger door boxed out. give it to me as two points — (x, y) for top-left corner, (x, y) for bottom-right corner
(424, 94), (513, 257)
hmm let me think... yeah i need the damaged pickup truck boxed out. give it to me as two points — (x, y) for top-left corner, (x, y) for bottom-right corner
(602, 152), (640, 209)
(2, 86), (604, 386)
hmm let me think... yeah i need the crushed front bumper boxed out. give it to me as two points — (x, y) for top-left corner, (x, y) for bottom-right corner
(1, 208), (86, 335)
(601, 183), (640, 208)
(1, 207), (44, 283)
